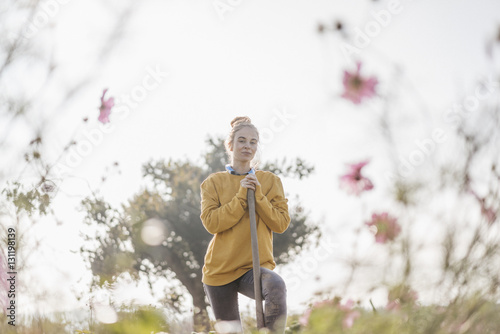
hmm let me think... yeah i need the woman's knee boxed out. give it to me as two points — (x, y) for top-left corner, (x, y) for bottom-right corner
(261, 269), (287, 299)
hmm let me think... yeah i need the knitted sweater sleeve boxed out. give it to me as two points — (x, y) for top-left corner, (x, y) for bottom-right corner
(200, 176), (248, 234)
(254, 175), (291, 234)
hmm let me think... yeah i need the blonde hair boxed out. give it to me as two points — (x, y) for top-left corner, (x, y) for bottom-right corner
(225, 116), (260, 165)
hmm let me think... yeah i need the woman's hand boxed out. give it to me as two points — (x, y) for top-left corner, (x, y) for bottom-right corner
(240, 174), (260, 191)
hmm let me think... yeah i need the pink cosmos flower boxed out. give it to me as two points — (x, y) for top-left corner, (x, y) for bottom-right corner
(341, 62), (378, 104)
(339, 160), (374, 196)
(365, 212), (401, 243)
(98, 88), (115, 124)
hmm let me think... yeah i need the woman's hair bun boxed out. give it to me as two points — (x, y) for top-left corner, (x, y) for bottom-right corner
(230, 116), (252, 128)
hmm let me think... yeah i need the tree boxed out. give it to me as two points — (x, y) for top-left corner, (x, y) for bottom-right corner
(81, 137), (319, 330)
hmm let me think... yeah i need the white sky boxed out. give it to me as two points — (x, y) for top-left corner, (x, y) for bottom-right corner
(4, 0), (500, 324)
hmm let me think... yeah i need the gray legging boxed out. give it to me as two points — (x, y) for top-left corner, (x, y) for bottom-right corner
(203, 267), (287, 333)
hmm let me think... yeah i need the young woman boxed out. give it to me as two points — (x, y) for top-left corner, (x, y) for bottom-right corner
(200, 116), (290, 333)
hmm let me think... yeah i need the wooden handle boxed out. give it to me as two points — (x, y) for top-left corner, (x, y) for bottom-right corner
(247, 189), (265, 328)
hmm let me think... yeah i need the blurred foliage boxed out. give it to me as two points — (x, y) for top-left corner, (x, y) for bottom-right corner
(2, 181), (51, 216)
(2, 294), (500, 334)
(296, 293), (500, 334)
(312, 12), (500, 334)
(0, 2), (134, 329)
(0, 306), (168, 334)
(262, 158), (315, 181)
(92, 305), (169, 334)
(80, 136), (319, 330)
(0, 312), (69, 334)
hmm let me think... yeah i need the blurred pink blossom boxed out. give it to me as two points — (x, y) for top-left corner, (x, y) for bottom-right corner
(98, 88), (115, 124)
(481, 206), (497, 225)
(339, 160), (374, 196)
(339, 299), (361, 329)
(299, 298), (360, 329)
(299, 299), (332, 326)
(341, 62), (378, 104)
(469, 189), (497, 225)
(298, 308), (311, 326)
(365, 212), (401, 243)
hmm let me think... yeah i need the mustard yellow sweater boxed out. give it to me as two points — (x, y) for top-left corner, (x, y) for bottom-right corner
(200, 170), (290, 286)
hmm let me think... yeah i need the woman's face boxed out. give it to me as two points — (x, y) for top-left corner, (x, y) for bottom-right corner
(231, 127), (258, 163)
